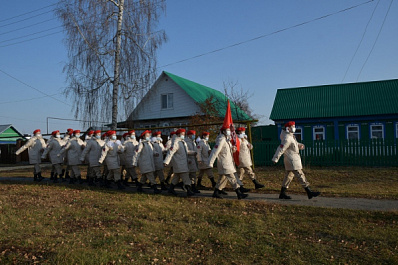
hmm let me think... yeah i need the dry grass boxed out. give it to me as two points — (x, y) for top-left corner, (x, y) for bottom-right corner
(0, 183), (397, 264)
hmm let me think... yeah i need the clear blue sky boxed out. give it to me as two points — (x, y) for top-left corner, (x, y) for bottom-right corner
(0, 0), (397, 135)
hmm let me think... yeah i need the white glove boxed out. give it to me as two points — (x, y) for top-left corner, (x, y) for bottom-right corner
(107, 141), (114, 148)
(115, 140), (121, 146)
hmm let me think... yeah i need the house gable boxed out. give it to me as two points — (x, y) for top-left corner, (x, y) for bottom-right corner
(128, 73), (201, 121)
(0, 124), (24, 144)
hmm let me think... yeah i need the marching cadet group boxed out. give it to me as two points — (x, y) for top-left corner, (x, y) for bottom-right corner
(15, 121), (320, 200)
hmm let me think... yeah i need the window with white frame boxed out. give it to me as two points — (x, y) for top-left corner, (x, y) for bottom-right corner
(347, 124), (359, 140)
(396, 123), (398, 138)
(313, 126), (325, 140)
(370, 124), (384, 139)
(161, 93), (173, 109)
(294, 127), (303, 141)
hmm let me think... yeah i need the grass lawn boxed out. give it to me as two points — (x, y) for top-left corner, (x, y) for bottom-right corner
(0, 182), (397, 264)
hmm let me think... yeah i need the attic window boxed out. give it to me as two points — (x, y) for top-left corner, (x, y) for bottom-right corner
(161, 93), (173, 109)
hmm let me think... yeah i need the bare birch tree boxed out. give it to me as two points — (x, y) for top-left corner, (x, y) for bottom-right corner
(223, 80), (258, 121)
(56, 0), (166, 129)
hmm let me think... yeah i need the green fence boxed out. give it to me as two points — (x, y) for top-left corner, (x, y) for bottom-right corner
(253, 139), (398, 167)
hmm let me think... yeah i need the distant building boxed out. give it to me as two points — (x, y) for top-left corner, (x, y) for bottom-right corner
(270, 79), (398, 141)
(0, 124), (25, 163)
(118, 71), (252, 134)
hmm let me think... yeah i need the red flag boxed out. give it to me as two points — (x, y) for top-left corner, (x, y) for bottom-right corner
(222, 100), (240, 166)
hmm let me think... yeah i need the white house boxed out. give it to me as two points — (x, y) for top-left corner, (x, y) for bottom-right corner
(118, 71), (251, 133)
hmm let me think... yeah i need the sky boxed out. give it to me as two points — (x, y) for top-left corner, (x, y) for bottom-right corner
(0, 0), (397, 135)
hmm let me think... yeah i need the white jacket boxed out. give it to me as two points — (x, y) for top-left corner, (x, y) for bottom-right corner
(80, 138), (105, 167)
(164, 138), (195, 174)
(272, 130), (303, 171)
(132, 140), (156, 174)
(99, 140), (124, 170)
(185, 137), (198, 172)
(16, 136), (46, 164)
(208, 134), (236, 175)
(196, 139), (212, 170)
(152, 140), (166, 171)
(42, 137), (64, 164)
(122, 138), (139, 168)
(238, 138), (253, 168)
(59, 137), (85, 166)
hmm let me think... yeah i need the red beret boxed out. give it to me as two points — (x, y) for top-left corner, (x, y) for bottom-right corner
(154, 131), (162, 135)
(94, 130), (101, 134)
(284, 121), (295, 128)
(73, 130), (81, 135)
(187, 130), (196, 135)
(51, 130), (59, 136)
(128, 130), (135, 134)
(176, 128), (186, 135)
(67, 128), (73, 133)
(87, 130), (94, 136)
(170, 131), (176, 136)
(108, 130), (116, 135)
(141, 130), (152, 137)
(201, 131), (210, 136)
(220, 125), (230, 130)
(101, 133), (106, 139)
(236, 127), (246, 132)
(106, 130), (112, 136)
(123, 133), (129, 138)
(33, 129), (41, 135)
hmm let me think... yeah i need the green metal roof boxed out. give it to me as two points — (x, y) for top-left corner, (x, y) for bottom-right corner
(163, 71), (252, 121)
(270, 79), (398, 120)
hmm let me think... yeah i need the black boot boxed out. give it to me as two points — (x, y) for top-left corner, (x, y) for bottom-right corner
(37, 172), (44, 182)
(123, 178), (130, 187)
(185, 185), (195, 197)
(210, 177), (217, 188)
(88, 177), (96, 186)
(219, 189), (228, 195)
(153, 184), (162, 194)
(69, 177), (75, 184)
(102, 179), (112, 188)
(136, 182), (143, 192)
(168, 183), (177, 196)
(77, 175), (84, 184)
(305, 187), (320, 200)
(252, 179), (265, 189)
(212, 189), (223, 199)
(191, 184), (201, 194)
(279, 187), (291, 199)
(65, 171), (70, 179)
(116, 180), (125, 190)
(235, 188), (248, 200)
(132, 178), (138, 187)
(50, 171), (55, 180)
(33, 174), (38, 182)
(160, 181), (168, 191)
(240, 185), (250, 193)
(196, 178), (205, 189)
(53, 174), (58, 183)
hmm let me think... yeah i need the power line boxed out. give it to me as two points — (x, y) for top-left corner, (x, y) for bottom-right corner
(0, 18), (58, 36)
(0, 30), (64, 48)
(159, 0), (375, 69)
(0, 68), (71, 107)
(0, 3), (57, 23)
(0, 93), (62, 104)
(356, 0), (394, 81)
(342, 0), (381, 82)
(0, 26), (63, 44)
(0, 10), (55, 28)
